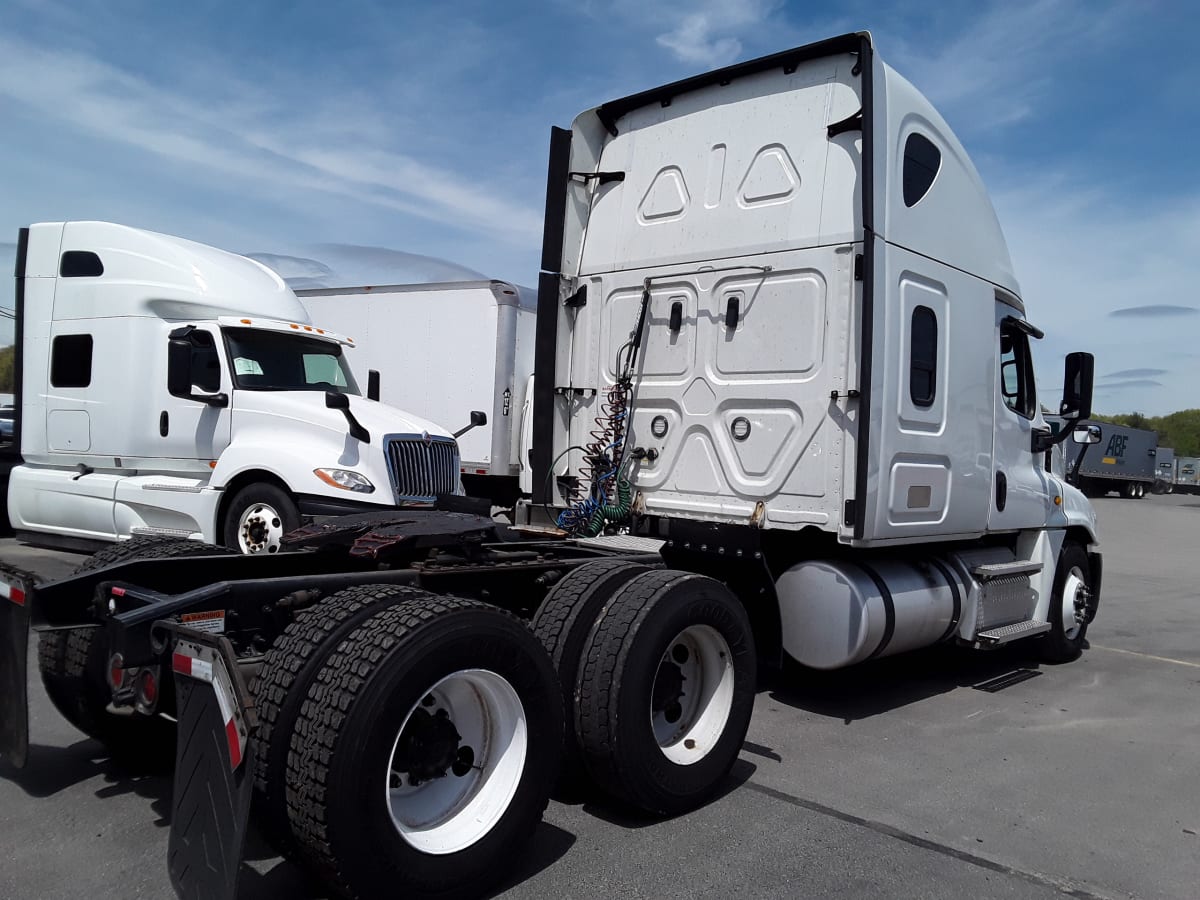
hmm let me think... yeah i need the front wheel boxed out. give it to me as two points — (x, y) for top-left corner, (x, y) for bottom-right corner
(222, 483), (300, 554)
(1039, 543), (1094, 663)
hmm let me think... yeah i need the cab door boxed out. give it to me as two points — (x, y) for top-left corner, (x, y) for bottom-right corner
(988, 304), (1051, 531)
(154, 323), (233, 469)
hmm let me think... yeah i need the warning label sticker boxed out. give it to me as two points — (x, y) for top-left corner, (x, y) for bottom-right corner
(180, 610), (226, 634)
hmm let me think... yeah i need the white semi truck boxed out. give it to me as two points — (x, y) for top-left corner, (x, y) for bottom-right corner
(0, 222), (469, 553)
(0, 33), (1102, 900)
(296, 280), (536, 507)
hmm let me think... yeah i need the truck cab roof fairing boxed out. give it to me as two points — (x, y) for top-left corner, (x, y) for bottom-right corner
(34, 221), (312, 324)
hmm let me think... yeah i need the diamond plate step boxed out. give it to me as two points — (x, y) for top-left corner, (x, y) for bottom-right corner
(972, 560), (1042, 580)
(573, 534), (665, 553)
(976, 619), (1051, 646)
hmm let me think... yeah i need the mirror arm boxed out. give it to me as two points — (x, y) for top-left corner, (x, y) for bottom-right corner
(340, 409), (370, 443)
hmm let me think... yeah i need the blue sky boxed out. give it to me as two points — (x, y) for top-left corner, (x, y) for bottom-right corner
(1, 0), (1197, 415)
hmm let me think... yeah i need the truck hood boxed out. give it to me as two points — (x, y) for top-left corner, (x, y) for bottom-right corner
(232, 391), (454, 444)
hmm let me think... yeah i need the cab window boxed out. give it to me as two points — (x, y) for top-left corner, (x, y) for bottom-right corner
(999, 322), (1036, 419)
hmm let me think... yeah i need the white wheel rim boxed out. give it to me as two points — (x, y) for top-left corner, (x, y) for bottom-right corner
(385, 669), (527, 855)
(1061, 568), (1087, 640)
(236, 503), (284, 554)
(650, 624), (735, 766)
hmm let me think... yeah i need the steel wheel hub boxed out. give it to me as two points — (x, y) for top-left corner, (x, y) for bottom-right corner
(650, 624), (735, 766)
(1062, 568), (1088, 639)
(385, 669), (527, 854)
(238, 504), (283, 554)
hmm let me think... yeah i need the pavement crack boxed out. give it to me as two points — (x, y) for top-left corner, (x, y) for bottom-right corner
(742, 780), (1126, 900)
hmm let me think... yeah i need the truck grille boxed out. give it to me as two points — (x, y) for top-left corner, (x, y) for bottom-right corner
(385, 435), (461, 502)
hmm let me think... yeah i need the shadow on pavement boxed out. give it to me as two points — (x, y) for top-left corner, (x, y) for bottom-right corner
(579, 757), (757, 829)
(0, 738), (173, 824)
(763, 643), (1055, 724)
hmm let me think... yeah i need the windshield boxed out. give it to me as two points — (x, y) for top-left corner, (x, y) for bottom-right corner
(223, 327), (360, 394)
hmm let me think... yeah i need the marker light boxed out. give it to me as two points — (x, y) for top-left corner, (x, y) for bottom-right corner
(314, 468), (375, 493)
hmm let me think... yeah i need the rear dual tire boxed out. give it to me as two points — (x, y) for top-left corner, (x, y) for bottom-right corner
(284, 595), (562, 899)
(567, 569), (757, 816)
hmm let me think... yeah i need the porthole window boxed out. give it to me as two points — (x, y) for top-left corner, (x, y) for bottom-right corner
(902, 133), (941, 207)
(909, 306), (937, 407)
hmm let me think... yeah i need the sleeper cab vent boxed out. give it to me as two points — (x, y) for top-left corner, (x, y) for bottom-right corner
(60, 251), (104, 277)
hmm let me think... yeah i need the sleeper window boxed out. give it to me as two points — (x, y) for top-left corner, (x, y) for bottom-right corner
(902, 133), (941, 207)
(50, 334), (93, 388)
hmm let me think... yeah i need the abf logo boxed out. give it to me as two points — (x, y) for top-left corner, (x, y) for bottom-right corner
(1105, 434), (1128, 458)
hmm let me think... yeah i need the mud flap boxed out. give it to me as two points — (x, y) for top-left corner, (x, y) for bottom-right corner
(0, 562), (35, 769)
(162, 625), (257, 900)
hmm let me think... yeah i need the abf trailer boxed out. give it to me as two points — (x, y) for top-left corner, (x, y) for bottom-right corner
(1064, 419), (1157, 499)
(296, 281), (536, 507)
(0, 223), (468, 553)
(0, 34), (1101, 900)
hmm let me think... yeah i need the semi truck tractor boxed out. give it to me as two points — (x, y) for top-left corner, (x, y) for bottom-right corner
(0, 33), (1102, 900)
(0, 223), (469, 553)
(1155, 446), (1175, 493)
(1175, 456), (1200, 494)
(296, 280), (536, 508)
(1064, 419), (1157, 498)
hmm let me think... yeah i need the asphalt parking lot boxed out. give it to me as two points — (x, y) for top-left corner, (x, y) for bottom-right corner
(1, 495), (1197, 899)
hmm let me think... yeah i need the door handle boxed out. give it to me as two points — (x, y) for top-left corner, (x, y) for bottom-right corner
(725, 296), (740, 329)
(995, 471), (1008, 512)
(669, 301), (683, 333)
(160, 410), (169, 437)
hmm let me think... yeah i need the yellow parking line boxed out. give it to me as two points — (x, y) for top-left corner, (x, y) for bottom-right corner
(1091, 644), (1200, 669)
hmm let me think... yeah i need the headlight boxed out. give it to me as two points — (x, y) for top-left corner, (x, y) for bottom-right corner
(314, 468), (375, 493)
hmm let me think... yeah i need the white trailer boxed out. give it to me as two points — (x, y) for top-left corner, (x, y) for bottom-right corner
(296, 281), (536, 506)
(1, 222), (465, 553)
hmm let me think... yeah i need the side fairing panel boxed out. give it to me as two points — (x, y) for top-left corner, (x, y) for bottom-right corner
(860, 242), (994, 541)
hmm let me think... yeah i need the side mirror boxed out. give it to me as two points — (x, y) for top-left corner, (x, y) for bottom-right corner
(325, 390), (350, 410)
(1073, 424), (1102, 444)
(367, 369), (381, 402)
(452, 410), (488, 439)
(1060, 352), (1094, 420)
(325, 390), (369, 442)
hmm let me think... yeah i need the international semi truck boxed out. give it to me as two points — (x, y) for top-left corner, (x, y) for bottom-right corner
(0, 33), (1102, 900)
(1064, 419), (1157, 498)
(296, 280), (536, 508)
(0, 222), (475, 553)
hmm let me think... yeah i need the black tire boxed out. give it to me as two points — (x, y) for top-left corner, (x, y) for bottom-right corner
(222, 482), (300, 555)
(531, 560), (652, 787)
(1039, 543), (1092, 664)
(1122, 482), (1137, 499)
(575, 570), (756, 816)
(38, 538), (221, 750)
(286, 596), (562, 899)
(251, 583), (433, 853)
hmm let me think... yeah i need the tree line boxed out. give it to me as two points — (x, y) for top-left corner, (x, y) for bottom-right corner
(0, 345), (12, 394)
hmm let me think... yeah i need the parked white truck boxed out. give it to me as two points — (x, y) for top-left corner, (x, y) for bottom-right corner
(1, 222), (467, 553)
(296, 280), (535, 506)
(0, 34), (1103, 900)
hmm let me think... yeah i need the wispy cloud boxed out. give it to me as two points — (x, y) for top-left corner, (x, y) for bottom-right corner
(1095, 379), (1165, 391)
(1102, 368), (1170, 379)
(653, 0), (783, 67)
(0, 33), (541, 248)
(887, 0), (1132, 132)
(1109, 305), (1198, 318)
